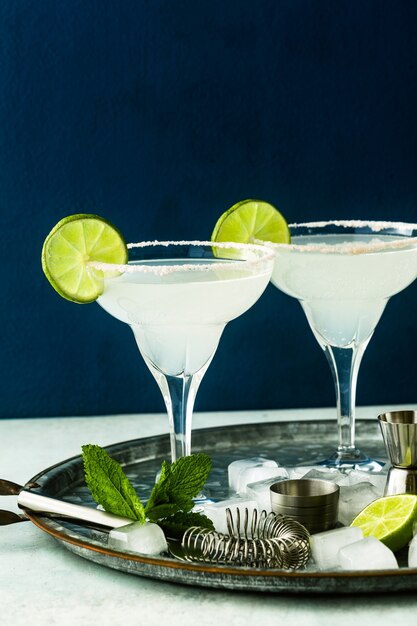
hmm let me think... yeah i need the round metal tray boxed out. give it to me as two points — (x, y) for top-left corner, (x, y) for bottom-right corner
(25, 419), (417, 593)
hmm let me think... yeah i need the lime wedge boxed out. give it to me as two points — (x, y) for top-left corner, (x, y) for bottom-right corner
(350, 494), (417, 552)
(42, 214), (128, 304)
(211, 199), (290, 245)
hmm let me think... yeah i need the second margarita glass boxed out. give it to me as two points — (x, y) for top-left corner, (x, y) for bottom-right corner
(269, 220), (417, 471)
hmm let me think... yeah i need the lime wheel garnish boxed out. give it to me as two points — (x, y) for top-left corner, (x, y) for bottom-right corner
(42, 214), (128, 304)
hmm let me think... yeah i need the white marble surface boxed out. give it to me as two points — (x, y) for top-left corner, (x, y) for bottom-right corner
(1, 406), (417, 626)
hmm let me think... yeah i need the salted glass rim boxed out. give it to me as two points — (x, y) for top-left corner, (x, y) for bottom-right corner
(265, 219), (417, 255)
(88, 239), (275, 276)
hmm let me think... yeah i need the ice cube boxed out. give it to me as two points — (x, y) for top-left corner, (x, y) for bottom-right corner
(302, 468), (349, 486)
(203, 496), (259, 534)
(345, 469), (387, 493)
(338, 482), (381, 526)
(246, 473), (289, 512)
(237, 465), (286, 495)
(228, 457), (278, 492)
(108, 521), (168, 556)
(408, 533), (417, 567)
(309, 526), (364, 570)
(338, 536), (398, 570)
(287, 466), (317, 479)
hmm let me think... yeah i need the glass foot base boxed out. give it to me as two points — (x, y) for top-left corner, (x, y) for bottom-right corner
(317, 450), (385, 473)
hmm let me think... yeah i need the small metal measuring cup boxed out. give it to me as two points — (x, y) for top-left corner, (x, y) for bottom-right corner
(270, 479), (339, 534)
(378, 410), (417, 496)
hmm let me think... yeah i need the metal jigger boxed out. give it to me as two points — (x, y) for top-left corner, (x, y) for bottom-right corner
(270, 479), (339, 533)
(378, 411), (417, 496)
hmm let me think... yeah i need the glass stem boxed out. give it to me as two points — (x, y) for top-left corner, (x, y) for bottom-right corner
(163, 373), (197, 462)
(323, 341), (369, 460)
(143, 357), (211, 462)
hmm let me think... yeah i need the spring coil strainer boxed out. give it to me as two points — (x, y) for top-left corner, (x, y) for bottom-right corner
(181, 508), (310, 570)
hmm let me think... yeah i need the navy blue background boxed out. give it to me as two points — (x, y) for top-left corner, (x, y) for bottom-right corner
(1, 0), (416, 418)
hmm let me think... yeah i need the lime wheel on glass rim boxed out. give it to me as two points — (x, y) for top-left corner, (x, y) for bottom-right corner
(211, 199), (290, 245)
(41, 214), (128, 304)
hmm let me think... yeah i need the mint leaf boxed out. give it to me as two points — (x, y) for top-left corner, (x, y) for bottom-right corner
(169, 454), (211, 500)
(159, 511), (214, 540)
(145, 503), (181, 522)
(145, 460), (171, 514)
(144, 454), (211, 520)
(82, 444), (145, 523)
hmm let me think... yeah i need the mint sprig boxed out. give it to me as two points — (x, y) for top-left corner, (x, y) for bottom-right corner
(82, 444), (146, 523)
(145, 453), (212, 520)
(82, 445), (212, 534)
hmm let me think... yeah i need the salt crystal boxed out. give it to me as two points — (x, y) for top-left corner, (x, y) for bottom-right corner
(108, 521), (168, 555)
(338, 536), (398, 570)
(246, 473), (289, 512)
(228, 457), (278, 492)
(310, 526), (364, 570)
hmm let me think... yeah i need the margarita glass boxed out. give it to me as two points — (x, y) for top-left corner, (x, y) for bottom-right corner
(90, 240), (274, 462)
(270, 220), (417, 470)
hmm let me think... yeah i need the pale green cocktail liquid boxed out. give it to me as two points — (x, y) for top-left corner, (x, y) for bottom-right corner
(272, 234), (417, 348)
(98, 259), (271, 376)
